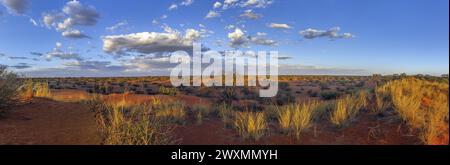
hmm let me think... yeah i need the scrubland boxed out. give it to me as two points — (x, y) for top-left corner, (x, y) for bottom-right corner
(1, 69), (448, 145)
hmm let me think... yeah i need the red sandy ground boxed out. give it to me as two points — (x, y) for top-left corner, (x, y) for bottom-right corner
(0, 90), (421, 145)
(0, 98), (100, 145)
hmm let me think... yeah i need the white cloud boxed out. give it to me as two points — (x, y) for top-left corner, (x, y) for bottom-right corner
(42, 0), (99, 39)
(225, 24), (235, 30)
(299, 27), (355, 39)
(268, 23), (292, 29)
(228, 28), (278, 47)
(45, 42), (82, 61)
(249, 32), (276, 46)
(168, 4), (178, 10)
(180, 0), (194, 6)
(61, 29), (90, 38)
(205, 10), (220, 19)
(213, 1), (222, 9)
(228, 28), (248, 47)
(0, 0), (29, 15)
(169, 0), (194, 10)
(106, 20), (128, 32)
(239, 9), (262, 20)
(242, 0), (274, 8)
(223, 0), (239, 9)
(102, 26), (203, 56)
(28, 17), (38, 26)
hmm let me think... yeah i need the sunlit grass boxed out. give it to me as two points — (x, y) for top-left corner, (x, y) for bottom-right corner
(234, 111), (266, 141)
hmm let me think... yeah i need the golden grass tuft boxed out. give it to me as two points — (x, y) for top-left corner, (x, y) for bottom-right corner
(330, 92), (365, 128)
(153, 101), (186, 124)
(34, 81), (51, 98)
(278, 101), (319, 140)
(234, 111), (266, 141)
(86, 94), (177, 145)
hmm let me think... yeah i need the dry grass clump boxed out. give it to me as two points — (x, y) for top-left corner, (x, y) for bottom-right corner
(278, 101), (319, 140)
(382, 78), (449, 145)
(153, 101), (186, 124)
(20, 79), (34, 102)
(330, 90), (367, 128)
(217, 102), (235, 128)
(375, 84), (392, 112)
(192, 104), (211, 125)
(234, 111), (267, 141)
(86, 94), (176, 145)
(34, 81), (52, 98)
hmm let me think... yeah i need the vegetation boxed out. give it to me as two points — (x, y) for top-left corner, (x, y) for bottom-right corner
(86, 94), (177, 145)
(0, 66), (23, 113)
(217, 102), (235, 128)
(192, 104), (211, 125)
(234, 111), (267, 141)
(34, 81), (52, 98)
(330, 90), (367, 128)
(278, 101), (319, 140)
(153, 101), (186, 124)
(382, 78), (449, 145)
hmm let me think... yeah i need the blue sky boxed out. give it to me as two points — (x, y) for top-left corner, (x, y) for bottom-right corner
(0, 0), (448, 77)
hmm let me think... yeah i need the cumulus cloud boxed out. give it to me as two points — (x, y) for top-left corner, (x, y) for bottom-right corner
(205, 10), (220, 19)
(249, 32), (276, 46)
(213, 1), (222, 9)
(268, 23), (292, 29)
(239, 9), (262, 20)
(0, 53), (5, 57)
(228, 28), (248, 48)
(242, 0), (274, 8)
(42, 0), (99, 39)
(299, 27), (355, 40)
(102, 26), (203, 56)
(228, 28), (277, 47)
(1, 0), (29, 15)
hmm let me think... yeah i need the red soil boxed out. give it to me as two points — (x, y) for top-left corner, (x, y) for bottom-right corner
(0, 98), (100, 145)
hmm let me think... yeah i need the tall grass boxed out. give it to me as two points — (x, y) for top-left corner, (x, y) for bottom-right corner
(34, 81), (51, 98)
(384, 78), (449, 145)
(234, 111), (266, 141)
(330, 91), (366, 128)
(86, 94), (176, 145)
(277, 101), (319, 140)
(192, 104), (211, 125)
(20, 79), (34, 102)
(217, 102), (234, 128)
(153, 101), (186, 124)
(375, 85), (391, 112)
